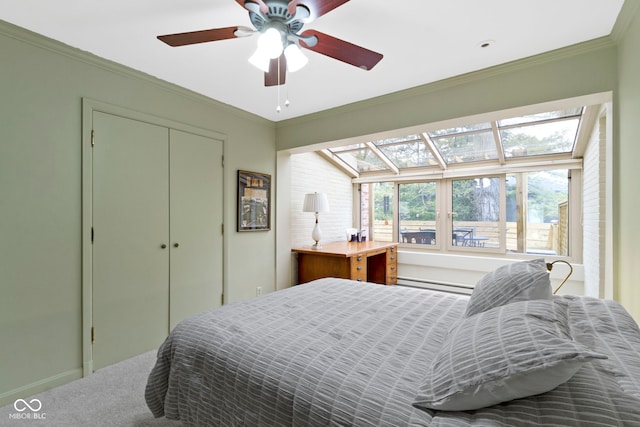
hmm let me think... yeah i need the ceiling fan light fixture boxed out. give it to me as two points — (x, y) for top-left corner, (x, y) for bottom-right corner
(284, 43), (308, 72)
(248, 49), (271, 72)
(258, 27), (284, 59)
(158, 0), (384, 87)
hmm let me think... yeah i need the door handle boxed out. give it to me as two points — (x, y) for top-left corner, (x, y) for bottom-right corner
(160, 244), (167, 249)
(173, 243), (179, 248)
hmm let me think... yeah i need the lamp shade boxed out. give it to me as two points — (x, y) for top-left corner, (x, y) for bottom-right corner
(303, 192), (329, 213)
(249, 27), (283, 72)
(284, 43), (308, 72)
(248, 48), (271, 72)
(259, 27), (283, 59)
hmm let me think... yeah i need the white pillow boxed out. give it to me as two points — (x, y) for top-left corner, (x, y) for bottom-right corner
(413, 299), (607, 411)
(464, 258), (551, 317)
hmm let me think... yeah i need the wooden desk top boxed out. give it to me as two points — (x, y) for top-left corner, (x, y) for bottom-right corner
(291, 241), (397, 257)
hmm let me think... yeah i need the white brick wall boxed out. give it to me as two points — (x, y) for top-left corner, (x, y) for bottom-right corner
(582, 112), (607, 297)
(290, 152), (353, 247)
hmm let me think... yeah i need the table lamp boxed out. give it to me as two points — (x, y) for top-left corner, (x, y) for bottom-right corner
(302, 192), (330, 249)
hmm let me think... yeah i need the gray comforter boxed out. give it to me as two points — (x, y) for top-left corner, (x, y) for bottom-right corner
(146, 278), (640, 426)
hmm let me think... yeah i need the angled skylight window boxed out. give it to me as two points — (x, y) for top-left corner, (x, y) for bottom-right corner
(431, 131), (498, 164)
(427, 122), (492, 138)
(322, 106), (585, 177)
(497, 108), (582, 127)
(500, 118), (580, 158)
(330, 143), (389, 172)
(374, 135), (437, 168)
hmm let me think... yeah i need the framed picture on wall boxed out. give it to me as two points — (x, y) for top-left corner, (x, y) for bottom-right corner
(237, 170), (271, 231)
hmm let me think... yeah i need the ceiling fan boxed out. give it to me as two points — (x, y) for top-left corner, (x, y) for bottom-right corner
(157, 0), (383, 86)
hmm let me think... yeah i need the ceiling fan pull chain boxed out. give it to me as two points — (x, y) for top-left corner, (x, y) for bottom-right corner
(285, 78), (290, 108)
(276, 58), (282, 113)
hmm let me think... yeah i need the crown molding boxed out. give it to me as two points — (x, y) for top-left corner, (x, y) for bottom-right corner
(610, 0), (640, 44)
(0, 19), (273, 127)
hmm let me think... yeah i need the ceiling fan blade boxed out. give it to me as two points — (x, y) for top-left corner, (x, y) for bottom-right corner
(299, 29), (383, 70)
(265, 55), (287, 86)
(288, 0), (350, 22)
(158, 27), (241, 47)
(236, 0), (269, 14)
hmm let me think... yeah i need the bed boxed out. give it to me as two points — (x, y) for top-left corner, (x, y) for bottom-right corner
(146, 259), (640, 426)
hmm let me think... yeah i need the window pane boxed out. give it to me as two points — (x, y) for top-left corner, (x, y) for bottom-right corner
(427, 123), (491, 137)
(398, 182), (437, 245)
(501, 119), (579, 157)
(376, 139), (437, 168)
(498, 108), (582, 127)
(323, 108), (584, 175)
(432, 132), (498, 164)
(369, 182), (394, 242)
(452, 177), (500, 248)
(330, 143), (367, 152)
(373, 135), (421, 144)
(360, 183), (371, 237)
(332, 147), (389, 172)
(505, 170), (569, 255)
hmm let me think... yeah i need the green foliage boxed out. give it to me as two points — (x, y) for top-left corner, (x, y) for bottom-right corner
(371, 170), (567, 225)
(501, 126), (575, 156)
(525, 170), (568, 222)
(452, 179), (479, 221)
(373, 182), (438, 222)
(452, 178), (500, 222)
(399, 183), (436, 221)
(506, 171), (568, 222)
(372, 182), (394, 221)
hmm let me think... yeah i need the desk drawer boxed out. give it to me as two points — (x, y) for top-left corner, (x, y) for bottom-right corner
(386, 264), (398, 284)
(350, 255), (367, 282)
(386, 247), (398, 284)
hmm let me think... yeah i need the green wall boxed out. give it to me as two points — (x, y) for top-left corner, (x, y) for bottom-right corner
(0, 21), (276, 404)
(616, 4), (640, 321)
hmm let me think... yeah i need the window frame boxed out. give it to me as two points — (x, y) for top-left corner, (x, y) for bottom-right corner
(357, 161), (582, 262)
(338, 102), (599, 264)
(444, 174), (506, 254)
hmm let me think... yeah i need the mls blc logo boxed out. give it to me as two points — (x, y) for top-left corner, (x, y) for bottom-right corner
(9, 398), (46, 420)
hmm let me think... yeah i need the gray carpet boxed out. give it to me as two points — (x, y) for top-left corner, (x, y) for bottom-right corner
(0, 350), (181, 426)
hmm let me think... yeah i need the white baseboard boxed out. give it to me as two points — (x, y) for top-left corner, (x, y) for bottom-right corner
(0, 369), (82, 408)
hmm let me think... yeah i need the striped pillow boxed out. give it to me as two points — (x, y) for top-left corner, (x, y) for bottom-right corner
(413, 299), (607, 411)
(464, 258), (551, 317)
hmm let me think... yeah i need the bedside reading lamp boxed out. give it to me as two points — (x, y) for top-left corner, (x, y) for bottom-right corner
(546, 260), (574, 294)
(303, 192), (330, 249)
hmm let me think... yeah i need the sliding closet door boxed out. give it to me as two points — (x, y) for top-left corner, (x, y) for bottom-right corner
(169, 129), (223, 329)
(92, 112), (170, 371)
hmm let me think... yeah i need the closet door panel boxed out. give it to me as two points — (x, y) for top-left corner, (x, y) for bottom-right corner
(169, 129), (223, 329)
(92, 112), (169, 370)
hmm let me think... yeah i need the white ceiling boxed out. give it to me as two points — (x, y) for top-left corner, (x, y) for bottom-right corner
(2, 0), (624, 122)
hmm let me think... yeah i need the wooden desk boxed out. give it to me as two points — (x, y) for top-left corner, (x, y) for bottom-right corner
(292, 241), (398, 285)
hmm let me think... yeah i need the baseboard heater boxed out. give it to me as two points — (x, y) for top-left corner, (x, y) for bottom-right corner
(396, 276), (474, 295)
